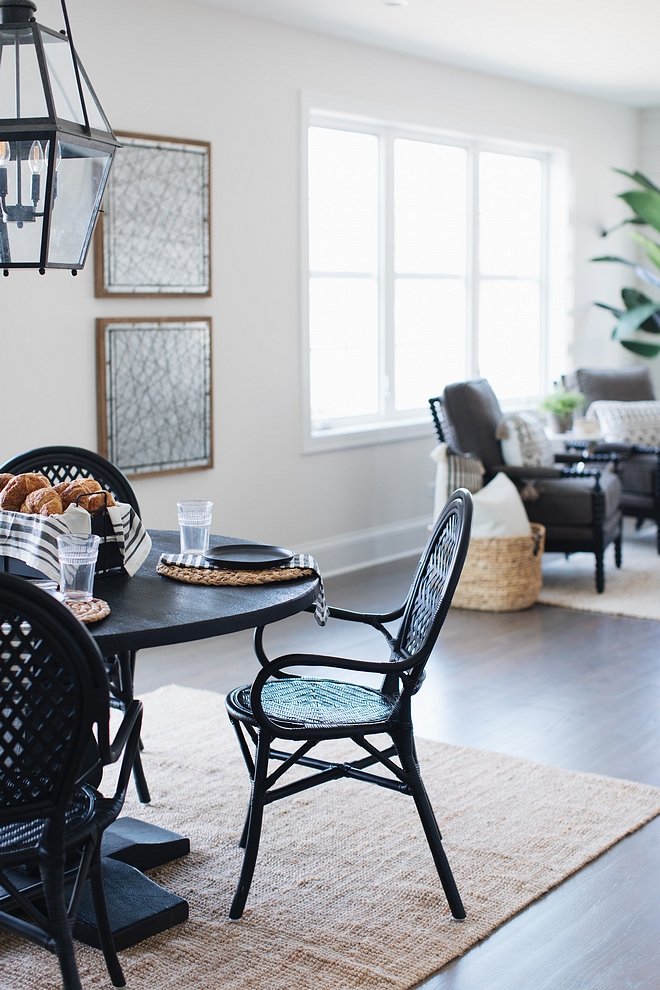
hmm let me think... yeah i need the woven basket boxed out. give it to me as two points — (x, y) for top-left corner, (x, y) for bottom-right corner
(452, 523), (545, 612)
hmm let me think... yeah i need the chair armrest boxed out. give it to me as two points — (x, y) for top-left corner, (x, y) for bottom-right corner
(255, 604), (405, 671)
(492, 464), (565, 479)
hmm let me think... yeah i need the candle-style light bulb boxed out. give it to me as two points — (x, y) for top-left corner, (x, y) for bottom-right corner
(0, 141), (10, 168)
(29, 141), (44, 206)
(28, 141), (45, 175)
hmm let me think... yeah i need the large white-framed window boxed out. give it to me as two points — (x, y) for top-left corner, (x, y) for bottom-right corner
(301, 97), (570, 453)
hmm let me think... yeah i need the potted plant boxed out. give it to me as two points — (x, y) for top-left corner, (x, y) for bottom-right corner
(593, 170), (660, 358)
(541, 387), (585, 434)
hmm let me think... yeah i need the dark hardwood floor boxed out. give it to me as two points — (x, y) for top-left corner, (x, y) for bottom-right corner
(134, 557), (660, 990)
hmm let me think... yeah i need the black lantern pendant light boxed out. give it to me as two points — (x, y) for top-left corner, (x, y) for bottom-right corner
(0, 0), (119, 275)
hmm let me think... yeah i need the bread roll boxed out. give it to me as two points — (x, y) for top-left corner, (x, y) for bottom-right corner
(0, 473), (50, 512)
(0, 473), (14, 492)
(52, 481), (70, 496)
(21, 488), (63, 516)
(78, 490), (116, 515)
(60, 478), (102, 508)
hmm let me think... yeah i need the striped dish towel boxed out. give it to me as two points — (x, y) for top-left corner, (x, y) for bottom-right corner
(0, 503), (151, 582)
(159, 551), (329, 626)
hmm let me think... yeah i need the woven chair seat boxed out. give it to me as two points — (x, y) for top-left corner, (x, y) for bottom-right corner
(228, 678), (395, 731)
(0, 785), (95, 857)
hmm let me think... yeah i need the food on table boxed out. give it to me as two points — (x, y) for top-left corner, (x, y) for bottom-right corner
(0, 473), (116, 517)
(21, 488), (64, 516)
(0, 473), (50, 511)
(60, 478), (102, 509)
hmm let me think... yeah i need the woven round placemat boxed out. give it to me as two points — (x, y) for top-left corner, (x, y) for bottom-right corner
(65, 597), (111, 624)
(156, 562), (314, 586)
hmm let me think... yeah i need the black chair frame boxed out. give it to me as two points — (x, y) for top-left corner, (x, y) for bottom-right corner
(0, 446), (150, 804)
(226, 489), (473, 922)
(429, 396), (622, 593)
(0, 572), (143, 990)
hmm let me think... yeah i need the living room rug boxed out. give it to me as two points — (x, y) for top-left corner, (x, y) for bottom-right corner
(539, 521), (660, 620)
(3, 685), (660, 990)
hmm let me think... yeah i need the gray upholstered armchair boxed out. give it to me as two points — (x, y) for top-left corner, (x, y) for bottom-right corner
(563, 366), (660, 552)
(430, 378), (623, 593)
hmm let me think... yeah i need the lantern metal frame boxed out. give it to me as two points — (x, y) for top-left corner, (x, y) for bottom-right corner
(0, 0), (119, 274)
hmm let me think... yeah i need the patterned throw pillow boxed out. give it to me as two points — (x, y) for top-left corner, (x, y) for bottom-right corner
(430, 444), (484, 522)
(587, 400), (660, 445)
(496, 412), (554, 468)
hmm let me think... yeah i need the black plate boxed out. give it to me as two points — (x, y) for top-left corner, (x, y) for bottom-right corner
(203, 544), (295, 570)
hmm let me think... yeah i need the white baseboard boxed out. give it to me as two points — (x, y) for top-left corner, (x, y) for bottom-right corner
(298, 515), (431, 578)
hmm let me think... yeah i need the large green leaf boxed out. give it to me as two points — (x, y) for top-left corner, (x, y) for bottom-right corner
(613, 168), (660, 194)
(619, 190), (660, 232)
(621, 340), (660, 358)
(591, 254), (660, 289)
(621, 287), (652, 310)
(614, 302), (660, 336)
(630, 231), (660, 270)
(595, 301), (625, 317)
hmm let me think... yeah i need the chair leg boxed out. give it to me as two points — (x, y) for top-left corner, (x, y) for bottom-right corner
(230, 729), (272, 920)
(41, 860), (82, 990)
(131, 747), (151, 805)
(392, 728), (466, 920)
(89, 845), (126, 988)
(636, 517), (645, 531)
(595, 551), (605, 593)
(238, 807), (250, 849)
(615, 536), (622, 569)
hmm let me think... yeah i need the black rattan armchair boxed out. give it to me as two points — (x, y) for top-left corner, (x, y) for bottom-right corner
(0, 446), (149, 803)
(226, 489), (473, 922)
(0, 572), (143, 990)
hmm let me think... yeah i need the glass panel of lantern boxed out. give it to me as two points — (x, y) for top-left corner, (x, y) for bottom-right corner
(48, 140), (112, 266)
(0, 25), (48, 119)
(39, 25), (85, 125)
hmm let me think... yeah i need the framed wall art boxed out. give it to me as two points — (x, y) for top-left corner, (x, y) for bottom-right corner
(95, 132), (211, 297)
(97, 318), (213, 478)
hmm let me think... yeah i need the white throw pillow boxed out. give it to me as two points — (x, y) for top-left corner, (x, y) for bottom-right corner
(587, 400), (660, 445)
(497, 412), (554, 468)
(471, 472), (531, 539)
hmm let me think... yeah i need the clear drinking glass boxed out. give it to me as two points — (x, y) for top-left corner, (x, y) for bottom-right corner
(57, 534), (100, 602)
(177, 500), (213, 554)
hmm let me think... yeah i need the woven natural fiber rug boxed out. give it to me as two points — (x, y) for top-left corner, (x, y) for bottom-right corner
(3, 685), (660, 990)
(539, 521), (660, 620)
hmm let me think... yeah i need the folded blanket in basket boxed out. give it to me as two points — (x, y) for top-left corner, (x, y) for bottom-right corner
(158, 551), (329, 626)
(0, 502), (151, 582)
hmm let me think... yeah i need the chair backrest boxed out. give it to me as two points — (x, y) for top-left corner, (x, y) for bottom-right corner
(394, 489), (472, 686)
(439, 380), (504, 468)
(0, 573), (110, 825)
(0, 446), (141, 516)
(564, 366), (656, 408)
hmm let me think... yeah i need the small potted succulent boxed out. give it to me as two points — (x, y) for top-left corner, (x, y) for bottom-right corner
(540, 386), (585, 434)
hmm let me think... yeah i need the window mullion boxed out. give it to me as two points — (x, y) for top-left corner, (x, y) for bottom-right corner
(469, 143), (480, 378)
(382, 129), (394, 419)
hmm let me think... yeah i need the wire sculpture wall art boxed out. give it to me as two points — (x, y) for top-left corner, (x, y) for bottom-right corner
(97, 318), (213, 477)
(95, 133), (211, 296)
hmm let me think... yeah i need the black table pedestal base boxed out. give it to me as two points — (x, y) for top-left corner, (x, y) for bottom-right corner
(102, 817), (190, 872)
(71, 817), (191, 950)
(73, 858), (189, 951)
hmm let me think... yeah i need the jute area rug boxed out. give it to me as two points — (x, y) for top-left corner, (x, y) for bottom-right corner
(539, 521), (660, 620)
(3, 685), (660, 990)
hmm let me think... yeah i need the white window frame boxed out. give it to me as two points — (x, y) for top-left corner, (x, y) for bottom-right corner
(301, 93), (571, 454)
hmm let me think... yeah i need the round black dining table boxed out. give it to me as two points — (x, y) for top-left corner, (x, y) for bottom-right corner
(92, 529), (320, 655)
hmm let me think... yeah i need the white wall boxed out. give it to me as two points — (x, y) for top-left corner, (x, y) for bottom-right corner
(0, 0), (639, 570)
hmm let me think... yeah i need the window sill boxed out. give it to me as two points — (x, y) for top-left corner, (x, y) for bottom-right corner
(304, 417), (434, 454)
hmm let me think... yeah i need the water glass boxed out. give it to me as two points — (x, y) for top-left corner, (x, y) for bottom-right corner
(177, 500), (213, 555)
(57, 534), (100, 602)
